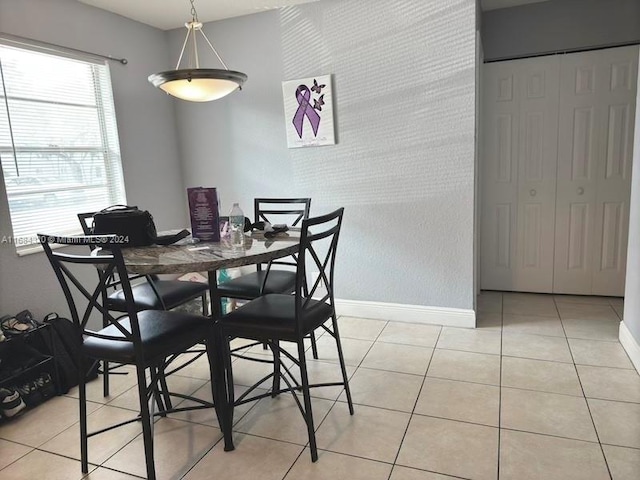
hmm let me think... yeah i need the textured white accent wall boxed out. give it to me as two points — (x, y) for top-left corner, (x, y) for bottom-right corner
(623, 49), (640, 345)
(173, 0), (477, 309)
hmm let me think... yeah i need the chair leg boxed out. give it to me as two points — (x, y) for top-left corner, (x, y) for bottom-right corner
(309, 331), (319, 360)
(135, 365), (157, 480)
(103, 360), (110, 397)
(78, 356), (89, 474)
(297, 340), (318, 462)
(201, 292), (209, 317)
(331, 316), (354, 414)
(270, 341), (281, 398)
(207, 331), (234, 452)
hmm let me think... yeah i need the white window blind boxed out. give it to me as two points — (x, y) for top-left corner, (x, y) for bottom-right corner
(0, 43), (126, 254)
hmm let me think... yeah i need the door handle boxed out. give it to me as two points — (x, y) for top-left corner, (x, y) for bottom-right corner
(577, 187), (584, 195)
(529, 189), (537, 197)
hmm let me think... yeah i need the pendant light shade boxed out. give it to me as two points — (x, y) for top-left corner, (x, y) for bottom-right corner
(148, 0), (247, 102)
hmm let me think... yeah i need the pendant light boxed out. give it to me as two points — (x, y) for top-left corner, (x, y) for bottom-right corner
(148, 0), (247, 102)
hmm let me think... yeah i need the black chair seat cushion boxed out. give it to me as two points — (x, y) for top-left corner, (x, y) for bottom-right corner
(83, 310), (212, 364)
(217, 270), (296, 299)
(221, 294), (332, 341)
(107, 279), (208, 312)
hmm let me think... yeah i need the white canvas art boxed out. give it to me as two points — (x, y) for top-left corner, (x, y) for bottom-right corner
(282, 74), (335, 148)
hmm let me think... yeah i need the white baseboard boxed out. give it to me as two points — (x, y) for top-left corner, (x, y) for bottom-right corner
(619, 321), (640, 374)
(335, 299), (476, 328)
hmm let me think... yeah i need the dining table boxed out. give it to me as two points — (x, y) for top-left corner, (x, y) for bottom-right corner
(120, 229), (301, 318)
(117, 229), (302, 450)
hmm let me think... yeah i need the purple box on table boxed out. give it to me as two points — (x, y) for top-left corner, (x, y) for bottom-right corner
(188, 187), (220, 242)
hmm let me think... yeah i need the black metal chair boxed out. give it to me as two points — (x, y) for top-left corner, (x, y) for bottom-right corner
(78, 212), (209, 395)
(219, 208), (353, 462)
(216, 198), (320, 358)
(39, 233), (233, 480)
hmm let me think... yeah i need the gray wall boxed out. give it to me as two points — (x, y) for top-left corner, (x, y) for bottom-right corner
(482, 0), (640, 61)
(624, 49), (640, 346)
(0, 0), (185, 318)
(172, 0), (478, 309)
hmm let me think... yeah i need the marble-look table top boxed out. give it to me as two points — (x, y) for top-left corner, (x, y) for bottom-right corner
(120, 230), (301, 275)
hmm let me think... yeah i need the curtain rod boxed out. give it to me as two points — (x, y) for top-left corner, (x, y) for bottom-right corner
(484, 40), (640, 63)
(0, 32), (128, 65)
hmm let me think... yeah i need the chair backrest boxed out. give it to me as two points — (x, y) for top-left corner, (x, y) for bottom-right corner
(77, 212), (94, 235)
(294, 208), (344, 332)
(254, 198), (311, 226)
(38, 234), (145, 353)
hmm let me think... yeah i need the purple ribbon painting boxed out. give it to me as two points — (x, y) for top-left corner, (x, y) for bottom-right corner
(292, 79), (325, 139)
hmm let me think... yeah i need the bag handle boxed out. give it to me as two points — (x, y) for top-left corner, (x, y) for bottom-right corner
(99, 204), (139, 213)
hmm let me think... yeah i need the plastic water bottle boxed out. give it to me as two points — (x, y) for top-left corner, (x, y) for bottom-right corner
(229, 203), (244, 245)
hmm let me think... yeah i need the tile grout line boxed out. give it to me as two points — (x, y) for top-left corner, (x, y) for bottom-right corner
(497, 292), (504, 480)
(553, 296), (615, 480)
(387, 323), (444, 479)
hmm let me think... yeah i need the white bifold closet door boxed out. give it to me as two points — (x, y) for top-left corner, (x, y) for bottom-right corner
(481, 45), (638, 296)
(554, 46), (638, 296)
(481, 56), (560, 293)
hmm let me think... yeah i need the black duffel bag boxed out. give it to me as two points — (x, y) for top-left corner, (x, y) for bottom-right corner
(92, 205), (189, 247)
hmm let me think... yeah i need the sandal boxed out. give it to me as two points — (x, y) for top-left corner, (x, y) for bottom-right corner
(0, 310), (39, 337)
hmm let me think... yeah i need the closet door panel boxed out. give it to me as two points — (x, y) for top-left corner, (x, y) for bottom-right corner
(591, 46), (638, 296)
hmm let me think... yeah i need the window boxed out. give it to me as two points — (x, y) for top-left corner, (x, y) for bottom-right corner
(0, 42), (126, 254)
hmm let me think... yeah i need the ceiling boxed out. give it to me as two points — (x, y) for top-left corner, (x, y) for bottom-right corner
(77, 0), (553, 31)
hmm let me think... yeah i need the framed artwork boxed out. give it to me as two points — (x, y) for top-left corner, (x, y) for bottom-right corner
(282, 74), (335, 148)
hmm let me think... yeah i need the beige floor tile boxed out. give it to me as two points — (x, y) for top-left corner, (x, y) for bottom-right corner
(108, 374), (207, 411)
(561, 318), (620, 342)
(103, 418), (222, 479)
(377, 322), (442, 348)
(183, 434), (303, 480)
(500, 429), (609, 480)
(602, 445), (640, 480)
(287, 360), (356, 401)
(436, 327), (501, 355)
(427, 349), (501, 386)
(612, 304), (624, 319)
(83, 467), (142, 479)
(397, 415), (498, 480)
(336, 316), (388, 341)
(588, 398), (640, 449)
(414, 377), (499, 427)
(40, 405), (142, 464)
(476, 312), (502, 332)
(556, 303), (620, 322)
(503, 293), (558, 317)
(284, 448), (392, 480)
(609, 297), (625, 309)
(66, 366), (140, 404)
(568, 338), (634, 369)
(230, 356), (279, 389)
(0, 449), (88, 480)
(170, 383), (265, 427)
(502, 332), (573, 363)
(315, 403), (410, 463)
(389, 466), (455, 480)
(0, 438), (32, 470)
(501, 388), (597, 442)
(554, 295), (614, 305)
(577, 365), (640, 402)
(0, 396), (100, 447)
(502, 313), (565, 337)
(170, 351), (217, 380)
(502, 356), (583, 396)
(313, 336), (374, 367)
(339, 367), (423, 412)
(477, 291), (503, 313)
(233, 394), (334, 445)
(361, 342), (433, 375)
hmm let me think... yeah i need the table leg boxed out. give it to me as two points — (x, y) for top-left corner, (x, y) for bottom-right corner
(207, 270), (234, 451)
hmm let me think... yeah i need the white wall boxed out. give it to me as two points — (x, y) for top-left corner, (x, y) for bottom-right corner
(171, 0), (478, 311)
(0, 0), (185, 318)
(621, 49), (640, 367)
(482, 0), (640, 61)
